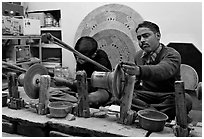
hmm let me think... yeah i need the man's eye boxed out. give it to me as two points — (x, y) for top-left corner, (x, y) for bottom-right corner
(143, 34), (150, 38)
(137, 36), (141, 40)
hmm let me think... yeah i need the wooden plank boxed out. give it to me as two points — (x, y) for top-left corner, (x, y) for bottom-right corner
(7, 72), (19, 98)
(38, 75), (51, 115)
(119, 75), (136, 125)
(174, 81), (189, 137)
(75, 71), (90, 118)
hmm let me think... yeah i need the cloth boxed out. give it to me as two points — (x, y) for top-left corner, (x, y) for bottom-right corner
(141, 44), (162, 65)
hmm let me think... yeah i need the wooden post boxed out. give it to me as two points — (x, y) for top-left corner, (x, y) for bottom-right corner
(75, 70), (90, 118)
(119, 75), (136, 125)
(174, 81), (189, 137)
(38, 75), (51, 115)
(7, 72), (24, 109)
(7, 72), (19, 98)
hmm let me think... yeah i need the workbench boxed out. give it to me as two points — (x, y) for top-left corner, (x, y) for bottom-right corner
(2, 87), (201, 137)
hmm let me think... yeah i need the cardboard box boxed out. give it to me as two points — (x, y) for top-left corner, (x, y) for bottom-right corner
(17, 18), (41, 35)
(2, 16), (41, 35)
(2, 16), (13, 35)
(28, 12), (46, 27)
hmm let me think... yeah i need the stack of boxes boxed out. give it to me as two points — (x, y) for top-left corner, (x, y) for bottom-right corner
(2, 16), (41, 36)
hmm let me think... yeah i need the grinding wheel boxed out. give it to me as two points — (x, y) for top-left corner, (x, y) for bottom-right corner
(24, 64), (48, 99)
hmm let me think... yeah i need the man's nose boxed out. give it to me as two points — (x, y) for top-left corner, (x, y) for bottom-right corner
(140, 37), (145, 42)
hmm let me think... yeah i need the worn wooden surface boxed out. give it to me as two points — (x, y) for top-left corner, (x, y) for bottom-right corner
(2, 87), (201, 137)
(75, 71), (90, 118)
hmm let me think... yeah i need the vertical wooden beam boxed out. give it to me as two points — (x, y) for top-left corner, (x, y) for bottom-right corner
(174, 81), (189, 136)
(7, 72), (19, 98)
(75, 70), (90, 118)
(119, 75), (136, 125)
(38, 75), (51, 115)
(7, 72), (24, 109)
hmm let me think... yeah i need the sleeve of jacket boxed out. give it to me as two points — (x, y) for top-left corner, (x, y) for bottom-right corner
(138, 48), (181, 81)
(95, 50), (112, 71)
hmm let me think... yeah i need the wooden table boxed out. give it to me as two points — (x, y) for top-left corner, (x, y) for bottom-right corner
(2, 87), (176, 137)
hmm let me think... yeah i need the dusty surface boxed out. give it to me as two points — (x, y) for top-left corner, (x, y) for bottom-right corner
(2, 87), (202, 137)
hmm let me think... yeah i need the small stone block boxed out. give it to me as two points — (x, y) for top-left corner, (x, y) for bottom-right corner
(66, 113), (76, 121)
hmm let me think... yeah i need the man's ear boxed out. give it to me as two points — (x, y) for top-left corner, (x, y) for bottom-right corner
(156, 32), (161, 40)
(91, 52), (97, 58)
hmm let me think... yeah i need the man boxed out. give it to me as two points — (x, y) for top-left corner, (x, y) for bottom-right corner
(52, 36), (112, 108)
(121, 21), (192, 120)
(74, 36), (112, 107)
(75, 36), (112, 79)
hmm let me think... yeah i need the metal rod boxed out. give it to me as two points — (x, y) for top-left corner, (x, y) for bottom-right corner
(43, 33), (111, 72)
(2, 61), (27, 72)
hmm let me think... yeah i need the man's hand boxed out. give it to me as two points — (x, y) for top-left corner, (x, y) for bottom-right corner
(121, 61), (140, 76)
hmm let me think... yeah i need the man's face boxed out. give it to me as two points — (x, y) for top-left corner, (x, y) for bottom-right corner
(136, 27), (160, 53)
(76, 56), (86, 64)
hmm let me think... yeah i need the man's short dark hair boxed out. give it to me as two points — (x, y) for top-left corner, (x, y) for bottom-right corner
(75, 36), (98, 57)
(136, 21), (160, 34)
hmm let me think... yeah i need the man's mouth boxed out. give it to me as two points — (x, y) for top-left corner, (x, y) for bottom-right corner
(142, 44), (149, 49)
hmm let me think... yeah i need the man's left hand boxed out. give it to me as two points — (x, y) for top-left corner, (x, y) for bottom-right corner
(121, 61), (140, 76)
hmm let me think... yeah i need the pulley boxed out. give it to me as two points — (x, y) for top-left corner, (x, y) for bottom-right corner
(91, 63), (125, 100)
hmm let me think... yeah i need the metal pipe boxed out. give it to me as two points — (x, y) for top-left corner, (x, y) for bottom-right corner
(42, 33), (111, 72)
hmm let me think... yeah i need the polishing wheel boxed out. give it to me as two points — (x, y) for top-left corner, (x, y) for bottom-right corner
(23, 64), (48, 99)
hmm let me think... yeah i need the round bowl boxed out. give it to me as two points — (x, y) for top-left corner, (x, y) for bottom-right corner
(137, 109), (168, 132)
(48, 101), (73, 118)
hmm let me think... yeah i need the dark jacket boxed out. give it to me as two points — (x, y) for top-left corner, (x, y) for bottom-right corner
(76, 49), (112, 78)
(135, 44), (181, 92)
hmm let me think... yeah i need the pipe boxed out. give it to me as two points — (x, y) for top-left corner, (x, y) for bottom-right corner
(41, 33), (111, 72)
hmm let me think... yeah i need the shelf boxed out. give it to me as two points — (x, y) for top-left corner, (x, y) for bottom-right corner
(2, 35), (41, 40)
(41, 27), (61, 31)
(2, 35), (42, 65)
(41, 43), (61, 48)
(15, 59), (41, 66)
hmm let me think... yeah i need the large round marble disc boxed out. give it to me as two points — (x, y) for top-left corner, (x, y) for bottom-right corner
(74, 4), (143, 70)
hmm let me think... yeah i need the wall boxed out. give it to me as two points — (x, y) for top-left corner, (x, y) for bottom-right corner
(23, 2), (202, 77)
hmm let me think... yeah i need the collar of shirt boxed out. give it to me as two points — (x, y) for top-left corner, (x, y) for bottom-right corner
(141, 44), (162, 65)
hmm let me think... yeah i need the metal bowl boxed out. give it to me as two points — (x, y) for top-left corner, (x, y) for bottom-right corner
(48, 101), (73, 118)
(138, 109), (168, 132)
